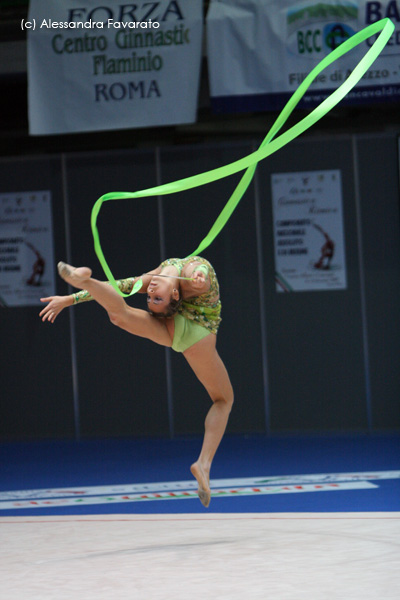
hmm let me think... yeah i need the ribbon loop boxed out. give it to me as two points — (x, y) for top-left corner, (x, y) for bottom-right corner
(91, 19), (394, 296)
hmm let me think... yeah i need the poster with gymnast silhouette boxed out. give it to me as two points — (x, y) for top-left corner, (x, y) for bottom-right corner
(0, 190), (55, 306)
(271, 169), (347, 292)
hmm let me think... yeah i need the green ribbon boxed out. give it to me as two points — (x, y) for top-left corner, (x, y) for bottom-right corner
(91, 18), (394, 297)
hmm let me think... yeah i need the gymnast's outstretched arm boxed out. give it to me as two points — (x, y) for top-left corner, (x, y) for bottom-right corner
(39, 277), (136, 323)
(39, 267), (163, 324)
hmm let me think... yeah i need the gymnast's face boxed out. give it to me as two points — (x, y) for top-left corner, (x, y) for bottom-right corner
(147, 276), (178, 313)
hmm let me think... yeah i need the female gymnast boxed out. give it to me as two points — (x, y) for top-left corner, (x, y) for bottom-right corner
(39, 256), (234, 508)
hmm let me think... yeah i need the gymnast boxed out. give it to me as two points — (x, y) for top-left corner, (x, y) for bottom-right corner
(39, 256), (234, 508)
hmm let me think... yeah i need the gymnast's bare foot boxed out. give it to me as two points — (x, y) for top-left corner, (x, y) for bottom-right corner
(190, 462), (211, 508)
(57, 261), (92, 288)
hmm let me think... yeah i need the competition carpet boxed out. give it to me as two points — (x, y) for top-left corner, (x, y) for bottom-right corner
(2, 434), (400, 600)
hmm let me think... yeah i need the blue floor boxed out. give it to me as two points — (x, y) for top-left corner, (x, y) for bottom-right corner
(1, 433), (399, 516)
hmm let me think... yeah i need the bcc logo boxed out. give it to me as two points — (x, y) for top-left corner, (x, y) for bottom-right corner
(297, 23), (355, 54)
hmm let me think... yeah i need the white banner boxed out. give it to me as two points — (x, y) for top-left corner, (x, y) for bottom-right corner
(27, 0), (203, 134)
(207, 0), (400, 112)
(0, 191), (56, 306)
(271, 170), (347, 292)
(2, 470), (397, 501)
(0, 482), (377, 509)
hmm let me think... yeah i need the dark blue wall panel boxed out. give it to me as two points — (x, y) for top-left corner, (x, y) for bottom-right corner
(1, 134), (399, 440)
(0, 157), (74, 439)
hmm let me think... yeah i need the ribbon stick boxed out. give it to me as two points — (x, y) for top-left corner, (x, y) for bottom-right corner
(143, 273), (194, 281)
(91, 18), (394, 297)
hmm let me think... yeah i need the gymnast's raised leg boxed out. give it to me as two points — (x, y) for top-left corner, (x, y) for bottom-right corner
(57, 262), (172, 346)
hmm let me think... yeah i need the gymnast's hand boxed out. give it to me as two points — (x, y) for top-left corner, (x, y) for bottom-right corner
(191, 271), (207, 290)
(39, 295), (73, 323)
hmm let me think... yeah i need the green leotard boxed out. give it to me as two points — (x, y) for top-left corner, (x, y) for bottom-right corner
(160, 257), (221, 352)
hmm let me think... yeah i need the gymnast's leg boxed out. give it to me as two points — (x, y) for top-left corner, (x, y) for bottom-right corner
(57, 262), (172, 345)
(183, 335), (234, 507)
(58, 262), (125, 315)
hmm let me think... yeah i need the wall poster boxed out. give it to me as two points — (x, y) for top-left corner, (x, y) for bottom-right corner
(271, 169), (347, 292)
(0, 190), (56, 307)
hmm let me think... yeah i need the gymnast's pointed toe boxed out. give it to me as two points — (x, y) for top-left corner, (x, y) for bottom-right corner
(57, 261), (71, 280)
(198, 488), (211, 508)
(57, 262), (92, 286)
